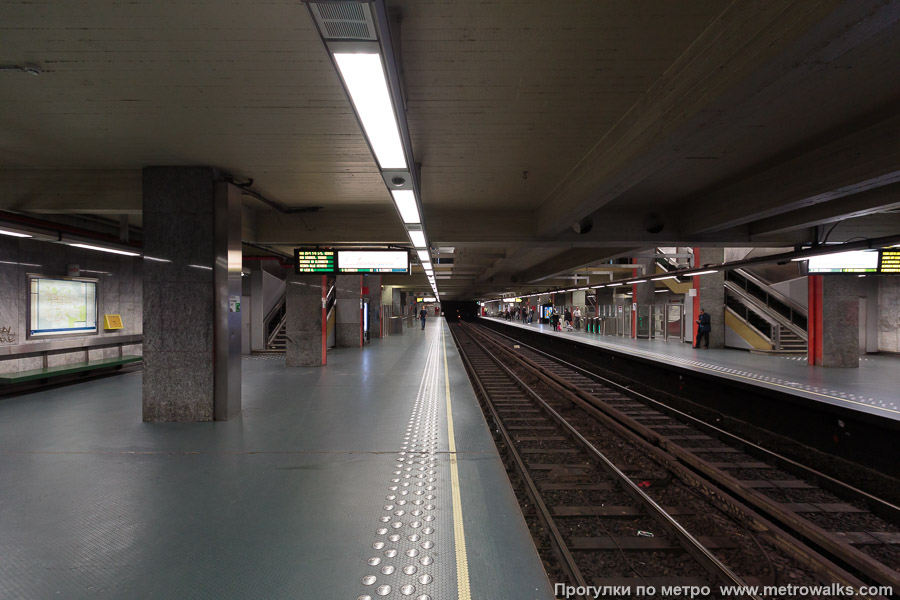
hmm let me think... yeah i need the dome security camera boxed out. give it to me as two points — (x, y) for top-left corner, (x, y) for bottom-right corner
(390, 176), (406, 187)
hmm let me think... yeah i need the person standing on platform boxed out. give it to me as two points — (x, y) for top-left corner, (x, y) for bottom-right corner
(564, 307), (573, 330)
(420, 307), (427, 330)
(695, 308), (710, 349)
(573, 306), (582, 330)
(551, 311), (561, 332)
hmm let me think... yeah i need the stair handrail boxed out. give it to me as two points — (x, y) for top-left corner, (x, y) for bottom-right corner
(266, 313), (286, 349)
(725, 305), (774, 347)
(724, 281), (808, 341)
(263, 290), (287, 325)
(733, 268), (807, 316)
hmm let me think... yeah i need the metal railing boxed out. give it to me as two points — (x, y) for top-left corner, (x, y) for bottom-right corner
(727, 269), (807, 332)
(723, 281), (807, 343)
(264, 291), (287, 349)
(588, 304), (685, 341)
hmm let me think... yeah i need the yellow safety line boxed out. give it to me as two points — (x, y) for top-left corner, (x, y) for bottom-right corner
(442, 325), (472, 600)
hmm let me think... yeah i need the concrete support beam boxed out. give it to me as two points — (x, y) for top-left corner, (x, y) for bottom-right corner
(285, 274), (326, 367)
(693, 248), (725, 349)
(142, 167), (241, 422)
(536, 0), (845, 237)
(750, 183), (900, 237)
(682, 112), (900, 235)
(0, 170), (141, 214)
(335, 274), (362, 348)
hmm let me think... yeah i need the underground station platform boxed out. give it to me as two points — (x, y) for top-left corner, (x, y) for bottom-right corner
(0, 321), (555, 600)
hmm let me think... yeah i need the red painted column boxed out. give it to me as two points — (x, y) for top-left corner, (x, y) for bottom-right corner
(359, 275), (364, 346)
(692, 247), (700, 346)
(808, 275), (823, 365)
(631, 259), (637, 338)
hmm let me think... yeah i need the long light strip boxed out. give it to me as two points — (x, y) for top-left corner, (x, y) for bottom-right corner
(0, 228), (32, 238)
(333, 53), (407, 170)
(391, 189), (421, 224)
(691, 269), (719, 276)
(409, 230), (427, 248)
(416, 249), (430, 262)
(651, 275), (679, 281)
(68, 243), (140, 257)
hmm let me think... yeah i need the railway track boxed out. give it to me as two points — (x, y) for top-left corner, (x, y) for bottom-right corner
(450, 321), (897, 599)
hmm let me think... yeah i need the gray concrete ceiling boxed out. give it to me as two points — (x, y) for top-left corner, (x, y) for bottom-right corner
(2, 0), (899, 298)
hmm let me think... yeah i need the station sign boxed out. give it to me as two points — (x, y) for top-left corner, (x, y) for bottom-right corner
(337, 250), (409, 273)
(294, 248), (336, 274)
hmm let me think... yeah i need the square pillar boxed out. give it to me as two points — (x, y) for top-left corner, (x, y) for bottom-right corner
(285, 273), (326, 367)
(335, 274), (363, 348)
(694, 247), (725, 348)
(142, 167), (241, 422)
(810, 275), (861, 367)
(365, 275), (383, 338)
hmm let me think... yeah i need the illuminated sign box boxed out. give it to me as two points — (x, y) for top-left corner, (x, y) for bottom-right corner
(807, 250), (879, 274)
(27, 275), (99, 338)
(337, 250), (409, 273)
(879, 249), (900, 274)
(294, 249), (336, 274)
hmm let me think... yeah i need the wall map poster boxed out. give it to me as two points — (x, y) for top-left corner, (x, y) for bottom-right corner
(29, 277), (98, 337)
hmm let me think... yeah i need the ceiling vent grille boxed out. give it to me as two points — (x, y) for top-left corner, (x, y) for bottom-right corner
(310, 3), (377, 41)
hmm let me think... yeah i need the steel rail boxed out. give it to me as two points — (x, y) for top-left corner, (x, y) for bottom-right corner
(451, 328), (589, 599)
(482, 322), (900, 521)
(474, 321), (900, 594)
(456, 324), (760, 597)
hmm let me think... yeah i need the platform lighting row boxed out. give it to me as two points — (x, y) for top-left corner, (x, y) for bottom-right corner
(481, 269), (724, 303)
(303, 1), (439, 297)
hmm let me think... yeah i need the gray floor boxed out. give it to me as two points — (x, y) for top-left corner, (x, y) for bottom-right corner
(485, 317), (900, 421)
(0, 321), (554, 600)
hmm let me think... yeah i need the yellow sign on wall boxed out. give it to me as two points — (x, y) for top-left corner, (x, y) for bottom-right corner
(103, 314), (124, 330)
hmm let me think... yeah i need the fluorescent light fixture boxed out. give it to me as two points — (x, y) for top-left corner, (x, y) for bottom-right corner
(391, 190), (420, 224)
(655, 289), (668, 293)
(416, 249), (430, 262)
(691, 270), (718, 276)
(608, 282), (624, 287)
(421, 261), (431, 270)
(409, 230), (427, 248)
(143, 255), (172, 263)
(0, 260), (41, 267)
(578, 287), (590, 291)
(631, 279), (647, 284)
(188, 264), (213, 271)
(790, 257), (808, 262)
(69, 243), (140, 257)
(651, 275), (678, 281)
(0, 228), (32, 238)
(333, 53), (407, 170)
(594, 285), (606, 289)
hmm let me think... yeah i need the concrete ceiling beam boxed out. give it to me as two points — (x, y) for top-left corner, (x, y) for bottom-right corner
(749, 182), (900, 237)
(0, 169), (141, 214)
(681, 110), (900, 235)
(535, 0), (846, 237)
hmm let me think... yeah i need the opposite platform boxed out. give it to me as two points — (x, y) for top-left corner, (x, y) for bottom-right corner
(482, 317), (900, 422)
(0, 319), (554, 600)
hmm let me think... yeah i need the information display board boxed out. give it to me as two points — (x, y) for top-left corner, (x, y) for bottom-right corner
(28, 276), (98, 337)
(878, 249), (900, 274)
(807, 250), (879, 274)
(337, 250), (409, 273)
(294, 249), (336, 274)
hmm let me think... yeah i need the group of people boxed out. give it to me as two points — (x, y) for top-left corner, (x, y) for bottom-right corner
(548, 306), (582, 331)
(502, 306), (534, 323)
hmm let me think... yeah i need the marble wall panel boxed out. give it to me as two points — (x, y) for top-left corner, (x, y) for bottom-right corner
(0, 360), (17, 374)
(142, 350), (214, 421)
(822, 276), (860, 367)
(877, 277), (900, 353)
(88, 348), (106, 361)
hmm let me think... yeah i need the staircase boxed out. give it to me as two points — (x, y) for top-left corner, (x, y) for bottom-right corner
(267, 321), (287, 351)
(724, 269), (808, 353)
